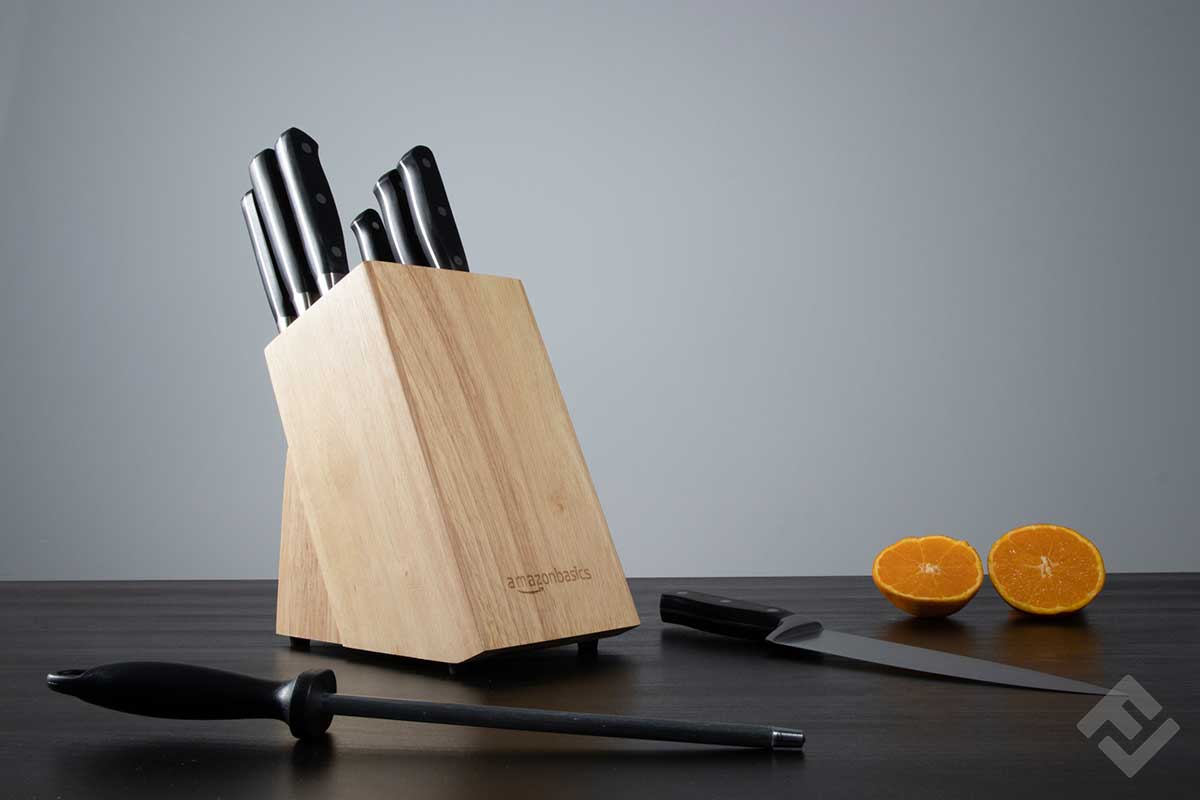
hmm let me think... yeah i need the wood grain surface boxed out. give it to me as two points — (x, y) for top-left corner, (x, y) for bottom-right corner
(7, 575), (1197, 799)
(264, 263), (638, 662)
(274, 453), (337, 643)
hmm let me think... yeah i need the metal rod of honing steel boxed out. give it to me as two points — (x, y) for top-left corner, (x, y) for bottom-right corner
(325, 694), (805, 749)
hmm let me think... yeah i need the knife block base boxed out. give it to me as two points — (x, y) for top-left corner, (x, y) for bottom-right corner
(265, 262), (640, 665)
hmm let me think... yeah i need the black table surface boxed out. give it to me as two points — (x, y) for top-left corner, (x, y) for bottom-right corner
(3, 575), (1196, 798)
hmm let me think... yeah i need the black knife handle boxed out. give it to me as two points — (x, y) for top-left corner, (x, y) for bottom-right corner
(240, 190), (296, 333)
(398, 145), (469, 271)
(276, 127), (348, 293)
(350, 209), (396, 263)
(47, 662), (337, 739)
(374, 169), (429, 266)
(660, 591), (798, 641)
(249, 149), (318, 311)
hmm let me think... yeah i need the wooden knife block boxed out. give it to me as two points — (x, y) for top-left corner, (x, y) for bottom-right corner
(264, 262), (639, 664)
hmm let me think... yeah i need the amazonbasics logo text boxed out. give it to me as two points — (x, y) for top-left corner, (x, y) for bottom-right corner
(504, 566), (593, 594)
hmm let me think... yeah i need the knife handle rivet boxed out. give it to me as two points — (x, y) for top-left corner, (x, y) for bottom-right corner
(372, 221), (381, 231)
(421, 157), (432, 168)
(331, 246), (342, 258)
(316, 193), (328, 205)
(453, 255), (464, 267)
(301, 141), (313, 154)
(437, 206), (448, 217)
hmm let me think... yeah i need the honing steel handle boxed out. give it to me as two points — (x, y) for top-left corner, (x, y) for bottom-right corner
(47, 662), (338, 738)
(660, 590), (819, 640)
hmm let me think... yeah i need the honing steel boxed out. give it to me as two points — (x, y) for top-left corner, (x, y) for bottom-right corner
(250, 149), (319, 312)
(374, 168), (429, 266)
(350, 208), (396, 263)
(398, 145), (469, 271)
(240, 190), (296, 332)
(47, 662), (805, 749)
(661, 590), (1113, 695)
(276, 127), (348, 293)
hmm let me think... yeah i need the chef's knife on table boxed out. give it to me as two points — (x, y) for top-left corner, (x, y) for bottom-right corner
(240, 190), (296, 332)
(249, 149), (319, 312)
(660, 590), (1113, 695)
(374, 169), (429, 266)
(276, 127), (348, 293)
(398, 145), (469, 271)
(350, 208), (396, 263)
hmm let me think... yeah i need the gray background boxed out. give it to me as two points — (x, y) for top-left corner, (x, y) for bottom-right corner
(1, 0), (1197, 579)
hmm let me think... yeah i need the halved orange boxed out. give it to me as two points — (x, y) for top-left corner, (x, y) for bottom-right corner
(872, 535), (984, 617)
(988, 524), (1104, 615)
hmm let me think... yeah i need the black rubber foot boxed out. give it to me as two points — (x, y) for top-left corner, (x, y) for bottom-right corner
(578, 640), (599, 658)
(289, 637), (311, 650)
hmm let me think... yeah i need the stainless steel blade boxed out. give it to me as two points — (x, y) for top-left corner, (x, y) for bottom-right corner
(767, 620), (1112, 695)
